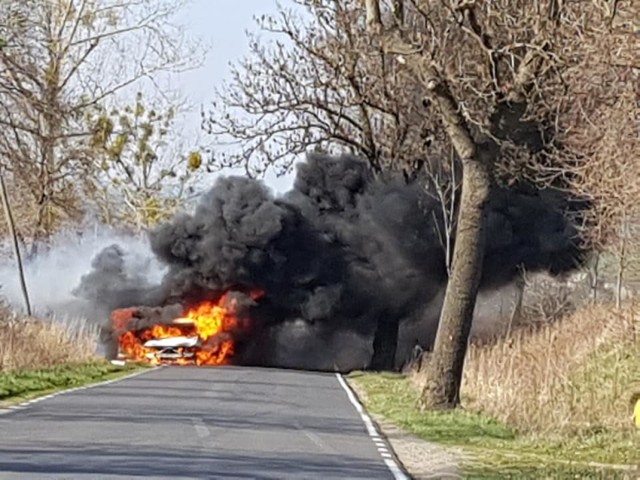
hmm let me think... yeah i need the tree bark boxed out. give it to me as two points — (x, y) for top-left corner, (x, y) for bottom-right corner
(365, 0), (382, 31)
(364, 0), (492, 407)
(369, 316), (399, 370)
(391, 0), (404, 25)
(506, 268), (526, 338)
(422, 156), (490, 408)
(412, 72), (491, 409)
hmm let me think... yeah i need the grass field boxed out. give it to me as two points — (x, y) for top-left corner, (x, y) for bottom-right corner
(350, 372), (639, 479)
(349, 303), (640, 479)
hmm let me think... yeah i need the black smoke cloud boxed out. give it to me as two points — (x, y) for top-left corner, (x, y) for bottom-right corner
(75, 153), (584, 370)
(72, 244), (164, 311)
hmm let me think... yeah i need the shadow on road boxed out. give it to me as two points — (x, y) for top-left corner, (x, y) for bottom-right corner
(0, 446), (390, 479)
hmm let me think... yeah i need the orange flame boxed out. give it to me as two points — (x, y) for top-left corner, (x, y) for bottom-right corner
(112, 291), (258, 366)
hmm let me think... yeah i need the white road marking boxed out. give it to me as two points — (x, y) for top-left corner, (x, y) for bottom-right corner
(0, 367), (157, 416)
(335, 373), (410, 480)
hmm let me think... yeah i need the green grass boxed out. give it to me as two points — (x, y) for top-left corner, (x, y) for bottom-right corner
(348, 372), (640, 479)
(0, 360), (149, 406)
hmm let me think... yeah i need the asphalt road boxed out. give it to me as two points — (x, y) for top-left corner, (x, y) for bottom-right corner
(0, 366), (404, 479)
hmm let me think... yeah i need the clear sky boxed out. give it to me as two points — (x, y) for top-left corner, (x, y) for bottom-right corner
(171, 0), (297, 195)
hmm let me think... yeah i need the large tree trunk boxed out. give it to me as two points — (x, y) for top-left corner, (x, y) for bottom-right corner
(413, 71), (491, 408)
(364, 0), (492, 407)
(369, 316), (399, 370)
(421, 156), (490, 408)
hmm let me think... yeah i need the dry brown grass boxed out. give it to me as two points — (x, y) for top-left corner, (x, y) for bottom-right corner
(0, 303), (98, 372)
(457, 302), (639, 435)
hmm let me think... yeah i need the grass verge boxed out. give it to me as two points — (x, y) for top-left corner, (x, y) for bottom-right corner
(349, 372), (639, 479)
(0, 360), (149, 406)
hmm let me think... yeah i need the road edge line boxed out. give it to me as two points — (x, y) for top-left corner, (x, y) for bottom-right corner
(335, 373), (410, 480)
(0, 366), (159, 416)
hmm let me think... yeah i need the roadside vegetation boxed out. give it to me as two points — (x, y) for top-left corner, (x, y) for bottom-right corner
(0, 303), (145, 405)
(350, 302), (640, 478)
(0, 361), (145, 406)
(0, 303), (97, 371)
(0, 0), (194, 404)
(462, 303), (639, 437)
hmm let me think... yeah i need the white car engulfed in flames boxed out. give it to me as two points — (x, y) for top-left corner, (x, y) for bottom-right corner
(136, 334), (201, 364)
(110, 296), (242, 366)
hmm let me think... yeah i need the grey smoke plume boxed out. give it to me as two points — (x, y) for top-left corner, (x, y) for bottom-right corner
(0, 227), (164, 320)
(74, 153), (583, 370)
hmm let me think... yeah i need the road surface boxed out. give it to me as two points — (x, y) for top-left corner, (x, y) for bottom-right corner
(0, 366), (405, 479)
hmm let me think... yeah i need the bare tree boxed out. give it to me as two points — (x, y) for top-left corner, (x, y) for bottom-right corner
(364, 0), (638, 408)
(204, 1), (449, 178)
(365, 0), (491, 408)
(205, 1), (462, 369)
(560, 77), (639, 308)
(0, 0), (200, 243)
(207, 0), (637, 405)
(86, 93), (204, 229)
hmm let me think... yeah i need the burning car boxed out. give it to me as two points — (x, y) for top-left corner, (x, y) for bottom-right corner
(110, 295), (242, 366)
(137, 334), (200, 364)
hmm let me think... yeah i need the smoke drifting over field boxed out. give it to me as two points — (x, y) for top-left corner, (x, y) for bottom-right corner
(0, 154), (582, 370)
(0, 228), (164, 320)
(66, 154), (582, 370)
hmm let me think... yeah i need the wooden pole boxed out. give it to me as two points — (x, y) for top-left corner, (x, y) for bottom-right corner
(0, 170), (32, 316)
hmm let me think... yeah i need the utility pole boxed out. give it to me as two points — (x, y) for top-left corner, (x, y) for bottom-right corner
(0, 170), (32, 316)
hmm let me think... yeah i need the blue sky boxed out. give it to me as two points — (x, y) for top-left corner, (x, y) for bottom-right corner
(171, 0), (297, 194)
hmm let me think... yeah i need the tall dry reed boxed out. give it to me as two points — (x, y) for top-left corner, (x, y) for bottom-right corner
(460, 303), (639, 434)
(0, 304), (98, 371)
